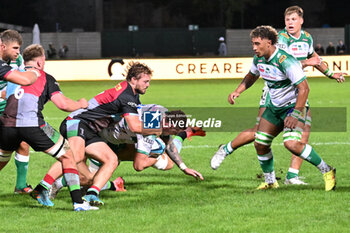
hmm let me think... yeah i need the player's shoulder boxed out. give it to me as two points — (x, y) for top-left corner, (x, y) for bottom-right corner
(276, 48), (295, 65)
(278, 28), (290, 40)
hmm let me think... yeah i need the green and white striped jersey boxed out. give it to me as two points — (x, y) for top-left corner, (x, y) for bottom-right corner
(277, 28), (314, 61)
(0, 54), (25, 113)
(250, 48), (306, 108)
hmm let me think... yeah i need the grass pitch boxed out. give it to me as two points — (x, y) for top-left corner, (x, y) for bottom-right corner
(0, 78), (349, 233)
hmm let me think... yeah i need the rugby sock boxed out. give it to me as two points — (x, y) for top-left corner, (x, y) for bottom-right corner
(55, 176), (67, 190)
(14, 153), (29, 189)
(101, 181), (112, 191)
(299, 144), (331, 174)
(87, 186), (100, 196)
(63, 168), (83, 204)
(286, 168), (299, 179)
(257, 151), (276, 184)
(173, 136), (184, 153)
(39, 174), (55, 190)
(223, 141), (235, 155)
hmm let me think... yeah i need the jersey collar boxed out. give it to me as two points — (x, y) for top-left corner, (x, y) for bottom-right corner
(267, 46), (279, 62)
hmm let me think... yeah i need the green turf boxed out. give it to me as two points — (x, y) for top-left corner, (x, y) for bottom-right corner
(0, 78), (349, 233)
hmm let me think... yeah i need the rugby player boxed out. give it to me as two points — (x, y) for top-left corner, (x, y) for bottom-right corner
(225, 25), (336, 191)
(211, 6), (345, 186)
(49, 106), (205, 199)
(0, 30), (39, 86)
(0, 34), (32, 194)
(40, 62), (161, 206)
(0, 44), (97, 211)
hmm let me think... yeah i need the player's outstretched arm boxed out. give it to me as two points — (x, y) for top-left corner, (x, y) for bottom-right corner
(5, 69), (39, 86)
(124, 114), (162, 135)
(228, 72), (259, 105)
(51, 93), (89, 112)
(165, 138), (204, 180)
(304, 52), (345, 83)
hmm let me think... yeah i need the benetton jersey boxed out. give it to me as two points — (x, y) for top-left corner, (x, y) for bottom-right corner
(68, 81), (140, 133)
(1, 55), (26, 113)
(277, 28), (314, 61)
(0, 70), (61, 127)
(250, 48), (306, 107)
(0, 59), (13, 81)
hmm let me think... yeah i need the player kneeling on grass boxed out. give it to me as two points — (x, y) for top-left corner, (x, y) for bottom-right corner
(49, 105), (205, 200)
(226, 25), (335, 191)
(0, 44), (98, 211)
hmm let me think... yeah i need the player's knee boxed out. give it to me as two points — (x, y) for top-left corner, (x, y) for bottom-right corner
(133, 162), (145, 172)
(0, 151), (13, 162)
(152, 154), (170, 171)
(165, 159), (174, 170)
(47, 139), (69, 160)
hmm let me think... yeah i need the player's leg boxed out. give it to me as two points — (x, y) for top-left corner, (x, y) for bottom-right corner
(254, 116), (282, 190)
(14, 142), (33, 193)
(283, 120), (335, 191)
(82, 141), (118, 206)
(28, 123), (97, 211)
(86, 143), (126, 193)
(0, 127), (21, 171)
(285, 110), (311, 185)
(211, 107), (266, 170)
(133, 153), (158, 171)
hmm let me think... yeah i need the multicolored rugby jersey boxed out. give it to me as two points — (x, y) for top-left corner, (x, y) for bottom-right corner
(0, 69), (61, 127)
(99, 104), (168, 156)
(250, 48), (306, 108)
(277, 28), (314, 60)
(68, 80), (140, 133)
(0, 55), (25, 113)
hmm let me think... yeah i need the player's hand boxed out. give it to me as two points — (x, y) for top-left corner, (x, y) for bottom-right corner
(332, 72), (346, 83)
(228, 92), (240, 105)
(183, 168), (204, 180)
(301, 56), (321, 68)
(284, 116), (298, 129)
(78, 98), (89, 108)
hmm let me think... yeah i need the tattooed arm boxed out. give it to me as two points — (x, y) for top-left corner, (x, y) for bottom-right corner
(165, 136), (204, 180)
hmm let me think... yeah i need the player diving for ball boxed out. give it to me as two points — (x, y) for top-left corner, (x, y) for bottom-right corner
(49, 104), (205, 203)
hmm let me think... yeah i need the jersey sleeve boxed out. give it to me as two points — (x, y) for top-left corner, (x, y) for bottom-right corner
(249, 58), (260, 76)
(136, 134), (156, 155)
(120, 95), (139, 116)
(46, 73), (62, 98)
(307, 33), (314, 56)
(0, 60), (13, 80)
(277, 32), (289, 51)
(281, 55), (306, 85)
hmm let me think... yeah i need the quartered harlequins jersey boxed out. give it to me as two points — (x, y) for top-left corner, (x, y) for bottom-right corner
(68, 81), (140, 133)
(250, 48), (306, 108)
(277, 28), (314, 61)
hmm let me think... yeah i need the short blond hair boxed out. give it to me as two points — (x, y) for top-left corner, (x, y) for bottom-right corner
(0, 29), (22, 46)
(23, 44), (45, 62)
(284, 5), (303, 18)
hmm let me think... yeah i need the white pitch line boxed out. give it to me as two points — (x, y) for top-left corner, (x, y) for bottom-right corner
(182, 141), (350, 149)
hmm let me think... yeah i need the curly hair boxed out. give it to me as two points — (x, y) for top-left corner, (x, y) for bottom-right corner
(125, 62), (153, 81)
(250, 25), (278, 45)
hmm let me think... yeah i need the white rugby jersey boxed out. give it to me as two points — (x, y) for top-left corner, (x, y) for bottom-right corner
(250, 48), (306, 107)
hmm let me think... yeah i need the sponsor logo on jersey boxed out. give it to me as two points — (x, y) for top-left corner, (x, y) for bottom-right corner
(302, 39), (308, 42)
(143, 111), (161, 129)
(127, 102), (138, 108)
(280, 33), (289, 39)
(279, 55), (287, 63)
(115, 83), (122, 91)
(258, 65), (264, 73)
